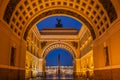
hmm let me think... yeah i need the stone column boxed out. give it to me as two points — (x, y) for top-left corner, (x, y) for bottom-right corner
(38, 58), (46, 77)
(73, 58), (81, 77)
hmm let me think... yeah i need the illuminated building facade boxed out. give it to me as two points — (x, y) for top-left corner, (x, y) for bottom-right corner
(0, 0), (120, 80)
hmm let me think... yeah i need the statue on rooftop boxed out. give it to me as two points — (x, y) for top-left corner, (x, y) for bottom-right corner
(56, 18), (61, 24)
(56, 18), (63, 28)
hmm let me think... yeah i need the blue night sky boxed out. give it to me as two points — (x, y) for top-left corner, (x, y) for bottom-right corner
(37, 16), (82, 30)
(46, 48), (73, 66)
(37, 16), (82, 66)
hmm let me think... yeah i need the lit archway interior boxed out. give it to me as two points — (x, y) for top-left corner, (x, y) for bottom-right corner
(0, 0), (120, 80)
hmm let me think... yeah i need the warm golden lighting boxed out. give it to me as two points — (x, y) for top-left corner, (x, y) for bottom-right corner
(0, 0), (120, 80)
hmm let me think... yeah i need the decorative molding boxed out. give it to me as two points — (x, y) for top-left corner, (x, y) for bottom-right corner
(0, 64), (25, 70)
(94, 65), (120, 70)
(43, 43), (74, 58)
(41, 41), (77, 59)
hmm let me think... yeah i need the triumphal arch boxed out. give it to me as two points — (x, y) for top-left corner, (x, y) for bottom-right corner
(26, 20), (84, 77)
(0, 0), (120, 80)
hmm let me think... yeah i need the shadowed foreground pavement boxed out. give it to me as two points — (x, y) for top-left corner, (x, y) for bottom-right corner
(26, 74), (93, 80)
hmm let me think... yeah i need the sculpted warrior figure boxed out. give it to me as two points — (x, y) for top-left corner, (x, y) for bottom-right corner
(56, 18), (61, 24)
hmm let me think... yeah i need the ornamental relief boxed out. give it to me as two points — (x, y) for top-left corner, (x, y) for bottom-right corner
(42, 42), (76, 58)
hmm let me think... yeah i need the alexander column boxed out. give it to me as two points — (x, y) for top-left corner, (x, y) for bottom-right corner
(58, 54), (60, 78)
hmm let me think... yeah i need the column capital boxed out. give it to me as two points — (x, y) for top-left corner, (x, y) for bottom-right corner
(39, 58), (44, 61)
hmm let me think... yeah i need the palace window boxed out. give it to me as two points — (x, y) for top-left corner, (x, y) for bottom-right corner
(104, 46), (109, 66)
(10, 47), (16, 66)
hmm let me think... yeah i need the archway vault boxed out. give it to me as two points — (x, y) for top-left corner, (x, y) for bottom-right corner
(3, 0), (117, 41)
(41, 41), (77, 59)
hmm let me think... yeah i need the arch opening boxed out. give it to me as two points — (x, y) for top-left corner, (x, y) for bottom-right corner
(24, 9), (96, 40)
(46, 48), (73, 66)
(37, 16), (82, 31)
(45, 48), (74, 78)
(41, 41), (77, 59)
